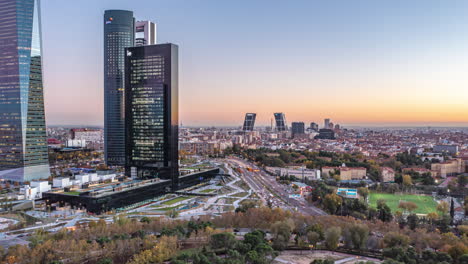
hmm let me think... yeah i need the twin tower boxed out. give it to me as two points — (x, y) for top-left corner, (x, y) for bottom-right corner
(242, 113), (288, 132)
(104, 10), (179, 186)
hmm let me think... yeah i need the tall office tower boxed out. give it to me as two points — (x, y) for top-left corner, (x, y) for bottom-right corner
(274, 113), (288, 132)
(0, 0), (50, 182)
(104, 10), (135, 166)
(125, 44), (179, 189)
(291, 122), (305, 136)
(324, 118), (330, 129)
(242, 113), (256, 131)
(135, 20), (156, 46)
(310, 122), (319, 131)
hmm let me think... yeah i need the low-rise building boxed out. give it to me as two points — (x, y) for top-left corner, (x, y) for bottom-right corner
(322, 166), (366, 180)
(53, 177), (71, 188)
(340, 167), (367, 180)
(431, 158), (464, 178)
(380, 167), (395, 182)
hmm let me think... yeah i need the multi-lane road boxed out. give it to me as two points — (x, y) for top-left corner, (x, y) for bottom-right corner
(225, 157), (327, 216)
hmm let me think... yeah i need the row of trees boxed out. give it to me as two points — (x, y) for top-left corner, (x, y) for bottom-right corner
(1, 206), (467, 263)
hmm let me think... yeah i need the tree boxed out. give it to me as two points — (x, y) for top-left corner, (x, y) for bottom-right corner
(311, 259), (334, 264)
(398, 201), (418, 213)
(127, 236), (178, 264)
(357, 187), (369, 201)
(323, 193), (342, 214)
(402, 175), (412, 188)
(406, 214), (418, 230)
(458, 175), (467, 189)
(307, 231), (320, 248)
(448, 243), (468, 263)
(271, 220), (294, 250)
(450, 198), (455, 224)
(437, 201), (449, 215)
(426, 212), (439, 225)
(383, 232), (409, 248)
(377, 200), (393, 222)
(165, 209), (179, 219)
(324, 227), (341, 251)
(343, 224), (369, 250)
(97, 258), (113, 264)
(210, 233), (236, 251)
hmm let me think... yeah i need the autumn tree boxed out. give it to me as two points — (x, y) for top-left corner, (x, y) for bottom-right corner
(398, 201), (418, 213)
(127, 236), (178, 264)
(383, 232), (409, 248)
(357, 187), (369, 201)
(324, 226), (341, 251)
(271, 220), (294, 250)
(323, 193), (342, 214)
(437, 201), (449, 215)
(402, 175), (413, 189)
(343, 223), (369, 250)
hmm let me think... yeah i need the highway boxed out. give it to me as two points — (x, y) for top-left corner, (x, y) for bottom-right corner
(225, 157), (327, 216)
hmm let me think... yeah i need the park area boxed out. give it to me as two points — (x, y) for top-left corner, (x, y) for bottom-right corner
(368, 192), (438, 214)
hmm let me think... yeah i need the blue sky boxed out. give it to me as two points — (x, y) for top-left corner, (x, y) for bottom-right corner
(41, 0), (468, 126)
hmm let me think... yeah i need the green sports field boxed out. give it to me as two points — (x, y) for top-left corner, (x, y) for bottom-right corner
(368, 193), (438, 214)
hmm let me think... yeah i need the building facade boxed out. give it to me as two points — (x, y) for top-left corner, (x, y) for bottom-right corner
(431, 158), (464, 178)
(242, 113), (256, 131)
(310, 122), (319, 132)
(315, 129), (336, 140)
(0, 0), (50, 181)
(125, 43), (179, 189)
(324, 118), (330, 129)
(104, 10), (135, 166)
(135, 20), (156, 46)
(433, 145), (459, 155)
(380, 167), (395, 182)
(274, 113), (288, 132)
(70, 128), (102, 142)
(291, 122), (305, 136)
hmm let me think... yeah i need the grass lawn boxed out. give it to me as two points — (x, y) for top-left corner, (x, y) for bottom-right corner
(161, 196), (192, 206)
(368, 192), (438, 214)
(230, 192), (249, 198)
(200, 189), (216, 193)
(156, 205), (182, 211)
(63, 191), (80, 196)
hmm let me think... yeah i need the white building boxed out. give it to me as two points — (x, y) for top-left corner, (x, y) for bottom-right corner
(53, 177), (71, 188)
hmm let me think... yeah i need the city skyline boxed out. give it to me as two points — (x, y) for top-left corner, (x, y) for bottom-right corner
(40, 0), (468, 127)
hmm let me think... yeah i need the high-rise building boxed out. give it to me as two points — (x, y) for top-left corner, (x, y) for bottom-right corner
(310, 122), (319, 131)
(291, 122), (305, 136)
(135, 20), (156, 46)
(274, 113), (288, 132)
(315, 129), (336, 140)
(104, 10), (135, 166)
(242, 113), (256, 131)
(125, 43), (179, 189)
(324, 118), (330, 129)
(0, 0), (50, 182)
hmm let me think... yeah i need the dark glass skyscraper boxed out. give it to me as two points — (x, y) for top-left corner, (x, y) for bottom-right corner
(0, 0), (49, 182)
(104, 10), (135, 166)
(125, 44), (179, 189)
(274, 113), (288, 132)
(242, 113), (256, 131)
(291, 122), (305, 136)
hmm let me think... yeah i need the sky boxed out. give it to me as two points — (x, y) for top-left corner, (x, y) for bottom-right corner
(41, 0), (468, 127)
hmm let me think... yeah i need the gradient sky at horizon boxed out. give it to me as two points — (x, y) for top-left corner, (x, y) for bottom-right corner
(41, 0), (468, 127)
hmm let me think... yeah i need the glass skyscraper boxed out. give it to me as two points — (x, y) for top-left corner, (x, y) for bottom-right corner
(125, 44), (179, 189)
(242, 113), (256, 131)
(0, 0), (50, 181)
(104, 10), (135, 166)
(274, 113), (288, 132)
